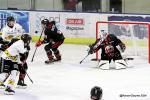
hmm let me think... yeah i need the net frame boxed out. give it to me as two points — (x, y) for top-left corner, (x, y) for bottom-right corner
(96, 21), (150, 63)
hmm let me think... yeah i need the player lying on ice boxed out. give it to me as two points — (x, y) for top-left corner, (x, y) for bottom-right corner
(89, 30), (127, 69)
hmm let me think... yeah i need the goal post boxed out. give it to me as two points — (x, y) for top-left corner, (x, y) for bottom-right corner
(96, 21), (150, 63)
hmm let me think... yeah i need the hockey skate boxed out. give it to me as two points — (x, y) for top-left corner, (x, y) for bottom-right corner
(45, 51), (55, 64)
(45, 57), (61, 64)
(17, 79), (27, 89)
(54, 57), (61, 62)
(4, 86), (15, 95)
(54, 50), (61, 62)
(0, 83), (5, 89)
(45, 58), (55, 64)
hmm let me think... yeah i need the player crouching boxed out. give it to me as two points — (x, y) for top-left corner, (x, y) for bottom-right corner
(0, 34), (31, 95)
(89, 30), (126, 69)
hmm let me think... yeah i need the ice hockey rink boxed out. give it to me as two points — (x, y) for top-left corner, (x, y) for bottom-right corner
(0, 43), (150, 100)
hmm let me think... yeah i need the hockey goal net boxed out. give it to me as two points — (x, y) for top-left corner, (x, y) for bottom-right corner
(96, 21), (150, 63)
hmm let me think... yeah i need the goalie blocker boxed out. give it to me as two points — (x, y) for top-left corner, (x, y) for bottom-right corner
(89, 32), (129, 69)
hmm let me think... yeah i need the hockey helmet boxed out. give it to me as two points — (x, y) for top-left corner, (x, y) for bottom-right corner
(51, 20), (56, 25)
(99, 30), (108, 40)
(90, 86), (103, 100)
(21, 34), (32, 45)
(7, 16), (15, 22)
(41, 19), (49, 25)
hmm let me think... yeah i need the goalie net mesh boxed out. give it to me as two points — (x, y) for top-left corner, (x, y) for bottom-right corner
(96, 21), (150, 63)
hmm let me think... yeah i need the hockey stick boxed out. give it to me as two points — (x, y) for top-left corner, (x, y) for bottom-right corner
(20, 63), (34, 84)
(96, 59), (101, 67)
(26, 72), (33, 84)
(123, 57), (134, 60)
(31, 28), (44, 62)
(79, 54), (90, 64)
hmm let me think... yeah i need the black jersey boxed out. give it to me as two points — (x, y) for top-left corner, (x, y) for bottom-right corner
(95, 34), (125, 60)
(44, 22), (65, 43)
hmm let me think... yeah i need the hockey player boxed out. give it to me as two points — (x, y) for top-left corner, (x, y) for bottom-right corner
(0, 38), (30, 89)
(8, 38), (30, 88)
(1, 16), (24, 41)
(1, 16), (29, 88)
(89, 30), (126, 69)
(90, 86), (103, 100)
(17, 46), (30, 88)
(35, 19), (65, 64)
(0, 34), (31, 95)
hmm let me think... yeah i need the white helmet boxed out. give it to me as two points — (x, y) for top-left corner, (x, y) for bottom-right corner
(99, 30), (108, 40)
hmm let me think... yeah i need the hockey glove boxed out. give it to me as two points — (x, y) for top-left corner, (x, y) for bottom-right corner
(117, 43), (126, 53)
(35, 40), (43, 47)
(0, 44), (8, 51)
(88, 49), (94, 54)
(120, 43), (126, 52)
(88, 44), (96, 54)
(25, 45), (30, 51)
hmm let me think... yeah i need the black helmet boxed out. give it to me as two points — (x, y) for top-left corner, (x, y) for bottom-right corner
(21, 34), (32, 45)
(51, 21), (56, 25)
(7, 16), (15, 22)
(90, 86), (103, 100)
(41, 19), (49, 25)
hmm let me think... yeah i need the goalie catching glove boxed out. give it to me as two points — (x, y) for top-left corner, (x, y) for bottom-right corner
(116, 43), (126, 53)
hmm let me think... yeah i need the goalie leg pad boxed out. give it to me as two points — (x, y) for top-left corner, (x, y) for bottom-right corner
(109, 59), (116, 69)
(98, 60), (110, 69)
(115, 60), (127, 69)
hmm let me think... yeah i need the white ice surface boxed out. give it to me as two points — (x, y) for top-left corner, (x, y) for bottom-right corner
(0, 43), (150, 100)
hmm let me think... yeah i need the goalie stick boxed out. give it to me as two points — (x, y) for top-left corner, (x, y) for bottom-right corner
(79, 53), (90, 64)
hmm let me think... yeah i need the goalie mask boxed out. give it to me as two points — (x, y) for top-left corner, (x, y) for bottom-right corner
(91, 86), (103, 100)
(99, 30), (108, 41)
(105, 45), (115, 58)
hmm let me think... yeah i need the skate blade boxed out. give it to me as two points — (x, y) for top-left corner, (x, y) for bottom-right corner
(45, 60), (61, 64)
(45, 62), (54, 64)
(4, 91), (15, 95)
(16, 85), (27, 89)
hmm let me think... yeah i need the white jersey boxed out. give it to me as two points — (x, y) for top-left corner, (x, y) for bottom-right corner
(1, 23), (24, 41)
(1, 40), (27, 63)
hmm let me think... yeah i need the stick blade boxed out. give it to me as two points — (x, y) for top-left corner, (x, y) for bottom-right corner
(31, 80), (33, 84)
(79, 61), (82, 64)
